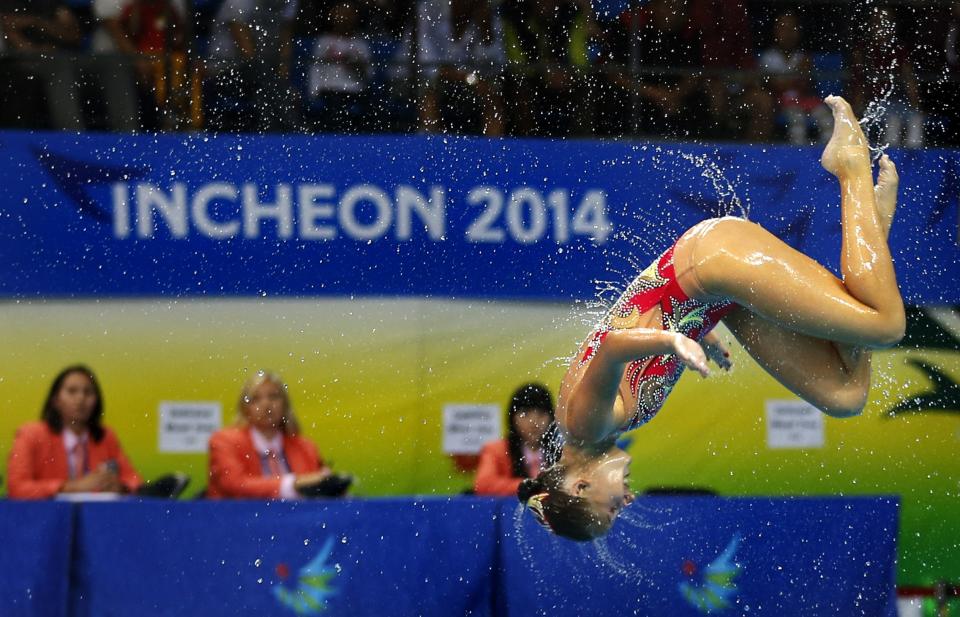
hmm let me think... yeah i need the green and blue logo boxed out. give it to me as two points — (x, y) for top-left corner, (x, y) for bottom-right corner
(678, 535), (742, 614)
(273, 536), (341, 615)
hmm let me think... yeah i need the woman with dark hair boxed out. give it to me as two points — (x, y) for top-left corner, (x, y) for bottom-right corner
(7, 365), (142, 499)
(519, 96), (905, 540)
(474, 383), (555, 496)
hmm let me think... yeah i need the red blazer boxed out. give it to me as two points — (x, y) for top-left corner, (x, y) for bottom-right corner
(7, 421), (143, 499)
(474, 439), (524, 497)
(207, 426), (325, 499)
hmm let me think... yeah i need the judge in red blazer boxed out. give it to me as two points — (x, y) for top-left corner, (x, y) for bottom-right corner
(7, 365), (142, 499)
(474, 383), (555, 497)
(207, 371), (330, 499)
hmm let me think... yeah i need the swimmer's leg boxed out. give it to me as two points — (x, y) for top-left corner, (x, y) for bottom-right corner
(671, 104), (903, 415)
(820, 95), (903, 333)
(675, 98), (905, 350)
(721, 307), (872, 417)
(874, 153), (898, 234)
(693, 165), (898, 417)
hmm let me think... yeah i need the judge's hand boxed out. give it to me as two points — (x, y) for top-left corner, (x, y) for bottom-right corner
(293, 469), (331, 492)
(61, 466), (122, 493)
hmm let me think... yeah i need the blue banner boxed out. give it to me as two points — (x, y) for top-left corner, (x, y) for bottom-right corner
(1, 131), (956, 302)
(0, 497), (896, 617)
(0, 502), (72, 617)
(71, 499), (500, 617)
(498, 496), (899, 617)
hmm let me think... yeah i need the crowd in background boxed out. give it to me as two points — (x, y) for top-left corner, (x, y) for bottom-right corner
(0, 0), (957, 145)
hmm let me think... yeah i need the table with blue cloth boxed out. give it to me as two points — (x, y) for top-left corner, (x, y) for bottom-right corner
(0, 496), (898, 617)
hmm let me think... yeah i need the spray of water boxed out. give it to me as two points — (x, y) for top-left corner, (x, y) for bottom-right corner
(513, 491), (688, 597)
(856, 4), (927, 157)
(652, 147), (749, 220)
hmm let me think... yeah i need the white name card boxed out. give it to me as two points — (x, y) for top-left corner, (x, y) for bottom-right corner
(442, 404), (501, 455)
(158, 401), (222, 453)
(765, 399), (825, 449)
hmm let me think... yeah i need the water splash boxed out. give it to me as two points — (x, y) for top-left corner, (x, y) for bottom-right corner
(858, 17), (898, 161)
(512, 497), (687, 599)
(651, 147), (749, 220)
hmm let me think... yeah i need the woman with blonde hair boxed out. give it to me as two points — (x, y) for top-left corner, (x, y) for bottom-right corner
(207, 371), (334, 499)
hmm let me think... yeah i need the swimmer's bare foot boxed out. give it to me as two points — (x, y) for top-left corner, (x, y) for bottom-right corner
(820, 95), (871, 178)
(874, 154), (898, 236)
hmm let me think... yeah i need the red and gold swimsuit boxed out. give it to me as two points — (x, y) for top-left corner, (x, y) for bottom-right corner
(579, 242), (736, 430)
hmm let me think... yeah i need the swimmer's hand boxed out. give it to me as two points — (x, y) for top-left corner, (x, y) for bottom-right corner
(671, 333), (710, 377)
(702, 331), (733, 371)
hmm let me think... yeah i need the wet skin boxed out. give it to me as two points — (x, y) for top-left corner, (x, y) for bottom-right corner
(563, 447), (636, 527)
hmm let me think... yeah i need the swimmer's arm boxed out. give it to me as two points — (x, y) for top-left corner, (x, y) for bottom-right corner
(594, 329), (676, 364)
(566, 329), (677, 441)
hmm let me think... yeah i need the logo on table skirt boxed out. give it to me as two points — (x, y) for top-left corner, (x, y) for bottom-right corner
(273, 536), (340, 615)
(678, 534), (742, 614)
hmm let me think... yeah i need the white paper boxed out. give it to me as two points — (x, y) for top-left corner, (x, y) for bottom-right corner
(158, 401), (222, 453)
(442, 404), (501, 455)
(765, 399), (825, 449)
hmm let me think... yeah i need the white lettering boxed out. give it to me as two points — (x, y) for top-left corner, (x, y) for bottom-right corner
(114, 181), (606, 245)
(339, 184), (392, 240)
(547, 189), (570, 243)
(506, 187), (547, 244)
(192, 183), (240, 239)
(242, 183), (293, 239)
(396, 185), (446, 240)
(298, 184), (337, 240)
(572, 190), (612, 244)
(112, 183), (130, 239)
(136, 182), (187, 238)
(465, 187), (504, 242)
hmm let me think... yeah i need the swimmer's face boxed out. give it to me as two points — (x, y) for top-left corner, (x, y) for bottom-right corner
(564, 448), (636, 529)
(243, 379), (288, 432)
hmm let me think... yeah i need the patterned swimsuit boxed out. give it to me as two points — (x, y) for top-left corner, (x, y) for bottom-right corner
(579, 242), (736, 430)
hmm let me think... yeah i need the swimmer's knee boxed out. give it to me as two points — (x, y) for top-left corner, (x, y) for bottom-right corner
(815, 384), (868, 419)
(858, 310), (906, 350)
(819, 401), (865, 419)
(875, 312), (906, 349)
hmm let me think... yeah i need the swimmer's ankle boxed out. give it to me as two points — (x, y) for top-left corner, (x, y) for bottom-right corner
(833, 148), (872, 178)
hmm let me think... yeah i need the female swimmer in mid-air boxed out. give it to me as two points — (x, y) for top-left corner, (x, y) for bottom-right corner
(519, 96), (905, 541)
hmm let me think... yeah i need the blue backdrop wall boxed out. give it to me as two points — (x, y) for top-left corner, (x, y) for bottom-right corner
(1, 131), (956, 302)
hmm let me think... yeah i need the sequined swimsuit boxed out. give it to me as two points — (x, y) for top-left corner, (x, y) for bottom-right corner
(579, 242), (736, 430)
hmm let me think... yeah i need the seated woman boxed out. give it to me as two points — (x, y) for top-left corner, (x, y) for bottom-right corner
(520, 96), (905, 540)
(207, 371), (332, 499)
(7, 365), (142, 499)
(474, 383), (555, 496)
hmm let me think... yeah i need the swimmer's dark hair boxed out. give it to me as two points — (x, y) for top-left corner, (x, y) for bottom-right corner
(517, 465), (606, 542)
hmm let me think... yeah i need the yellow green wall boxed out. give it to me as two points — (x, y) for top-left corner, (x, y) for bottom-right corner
(0, 298), (957, 584)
